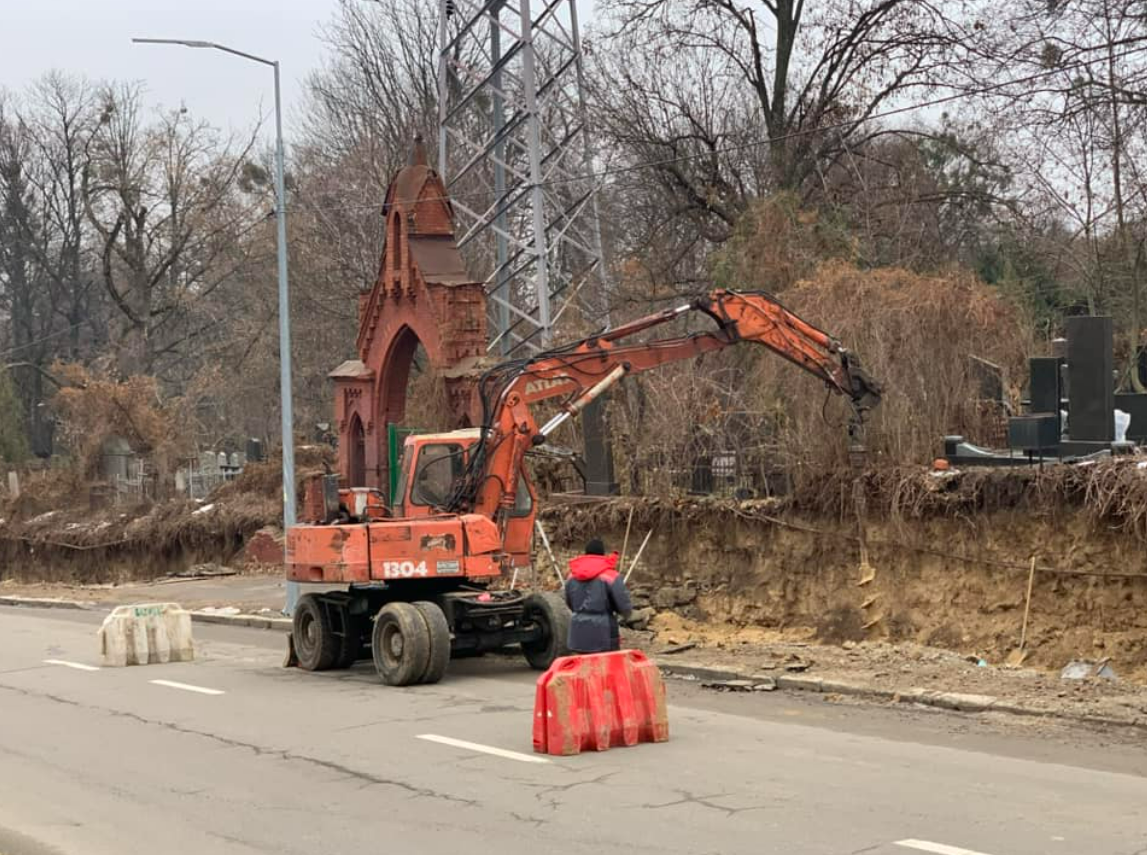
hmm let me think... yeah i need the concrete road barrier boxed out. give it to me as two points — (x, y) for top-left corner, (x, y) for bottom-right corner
(98, 603), (195, 667)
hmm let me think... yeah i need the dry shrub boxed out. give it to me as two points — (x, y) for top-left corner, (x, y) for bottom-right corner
(211, 443), (336, 503)
(403, 364), (453, 432)
(2, 467), (84, 518)
(607, 262), (1030, 494)
(51, 363), (193, 482)
(792, 459), (1147, 541)
(761, 262), (1032, 475)
(610, 350), (776, 494)
(543, 458), (1147, 543)
(712, 193), (854, 294)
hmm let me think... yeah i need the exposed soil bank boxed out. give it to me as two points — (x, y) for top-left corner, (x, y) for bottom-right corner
(539, 489), (1147, 681)
(6, 462), (1147, 683)
(0, 498), (278, 583)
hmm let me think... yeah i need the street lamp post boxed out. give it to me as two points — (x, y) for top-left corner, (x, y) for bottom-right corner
(133, 38), (300, 614)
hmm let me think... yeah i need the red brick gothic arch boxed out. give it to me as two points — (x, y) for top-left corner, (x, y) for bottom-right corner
(330, 140), (487, 494)
(377, 323), (432, 428)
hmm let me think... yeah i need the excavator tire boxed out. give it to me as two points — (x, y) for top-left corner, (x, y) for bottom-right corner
(335, 610), (365, 669)
(521, 592), (571, 671)
(413, 601), (451, 685)
(372, 602), (431, 687)
(293, 594), (339, 671)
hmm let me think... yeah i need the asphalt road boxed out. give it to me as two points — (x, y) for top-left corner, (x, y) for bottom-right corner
(2, 605), (1146, 855)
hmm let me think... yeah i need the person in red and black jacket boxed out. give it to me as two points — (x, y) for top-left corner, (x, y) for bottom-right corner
(564, 538), (634, 654)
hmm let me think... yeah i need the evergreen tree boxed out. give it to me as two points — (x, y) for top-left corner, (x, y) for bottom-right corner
(0, 365), (30, 464)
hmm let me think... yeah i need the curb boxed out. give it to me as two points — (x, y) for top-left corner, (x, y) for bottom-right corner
(190, 612), (292, 631)
(658, 661), (1145, 731)
(0, 595), (92, 610)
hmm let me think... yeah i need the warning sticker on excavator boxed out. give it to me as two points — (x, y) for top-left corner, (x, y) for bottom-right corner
(437, 560), (461, 575)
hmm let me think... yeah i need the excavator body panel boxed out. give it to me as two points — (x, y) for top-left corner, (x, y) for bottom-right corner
(287, 431), (535, 583)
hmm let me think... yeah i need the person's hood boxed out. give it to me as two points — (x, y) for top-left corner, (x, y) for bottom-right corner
(569, 552), (620, 582)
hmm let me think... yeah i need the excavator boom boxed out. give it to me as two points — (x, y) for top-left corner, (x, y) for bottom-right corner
(451, 289), (882, 517)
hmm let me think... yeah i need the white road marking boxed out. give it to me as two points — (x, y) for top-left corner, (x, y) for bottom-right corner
(149, 679), (224, 696)
(416, 734), (551, 764)
(896, 840), (996, 855)
(43, 659), (100, 672)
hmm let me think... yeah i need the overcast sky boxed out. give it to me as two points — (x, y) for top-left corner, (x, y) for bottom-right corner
(3, 0), (600, 140)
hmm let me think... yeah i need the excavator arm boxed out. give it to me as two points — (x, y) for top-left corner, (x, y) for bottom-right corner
(448, 289), (882, 517)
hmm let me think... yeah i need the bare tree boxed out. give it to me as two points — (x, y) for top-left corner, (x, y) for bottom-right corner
(970, 0), (1147, 385)
(0, 93), (56, 435)
(82, 83), (260, 377)
(304, 0), (441, 187)
(23, 73), (104, 361)
(586, 0), (973, 292)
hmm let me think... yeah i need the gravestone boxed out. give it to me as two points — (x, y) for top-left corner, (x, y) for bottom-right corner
(1029, 357), (1061, 414)
(583, 398), (618, 496)
(1067, 316), (1114, 442)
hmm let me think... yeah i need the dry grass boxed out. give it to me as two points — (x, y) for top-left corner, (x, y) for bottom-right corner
(763, 261), (1032, 473)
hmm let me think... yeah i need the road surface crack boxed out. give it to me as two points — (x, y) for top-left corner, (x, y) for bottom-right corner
(509, 811), (547, 829)
(639, 789), (770, 818)
(0, 682), (480, 808)
(529, 770), (620, 812)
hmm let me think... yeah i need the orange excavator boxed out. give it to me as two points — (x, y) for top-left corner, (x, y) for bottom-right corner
(285, 289), (881, 685)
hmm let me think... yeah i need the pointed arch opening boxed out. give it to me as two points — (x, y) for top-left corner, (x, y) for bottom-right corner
(347, 413), (366, 487)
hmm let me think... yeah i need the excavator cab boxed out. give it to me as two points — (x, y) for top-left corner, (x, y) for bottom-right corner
(393, 430), (537, 563)
(391, 429), (479, 519)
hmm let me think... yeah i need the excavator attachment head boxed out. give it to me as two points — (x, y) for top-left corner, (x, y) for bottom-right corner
(841, 353), (882, 414)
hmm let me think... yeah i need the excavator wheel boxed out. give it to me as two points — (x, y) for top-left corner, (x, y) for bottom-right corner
(521, 592), (571, 670)
(372, 602), (432, 686)
(293, 594), (339, 671)
(413, 601), (451, 684)
(335, 610), (366, 669)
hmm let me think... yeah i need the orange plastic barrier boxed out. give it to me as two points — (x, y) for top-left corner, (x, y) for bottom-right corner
(533, 650), (669, 756)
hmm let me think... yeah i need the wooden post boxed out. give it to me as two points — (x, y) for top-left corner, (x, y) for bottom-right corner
(1019, 555), (1037, 652)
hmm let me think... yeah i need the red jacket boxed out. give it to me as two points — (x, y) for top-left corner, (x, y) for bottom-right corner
(568, 552), (619, 583)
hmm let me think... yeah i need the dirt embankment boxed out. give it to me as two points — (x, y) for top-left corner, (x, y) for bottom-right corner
(539, 463), (1147, 681)
(0, 498), (279, 583)
(0, 447), (333, 584)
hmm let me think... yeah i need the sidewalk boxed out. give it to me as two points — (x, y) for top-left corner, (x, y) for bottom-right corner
(1, 572), (289, 614)
(650, 640), (1147, 731)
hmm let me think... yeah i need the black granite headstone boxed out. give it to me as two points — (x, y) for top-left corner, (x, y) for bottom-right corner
(1066, 316), (1114, 442)
(1029, 357), (1061, 415)
(582, 398), (619, 496)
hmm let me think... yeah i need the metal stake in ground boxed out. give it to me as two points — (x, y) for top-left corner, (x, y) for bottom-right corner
(623, 530), (651, 583)
(534, 518), (565, 588)
(619, 505), (635, 570)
